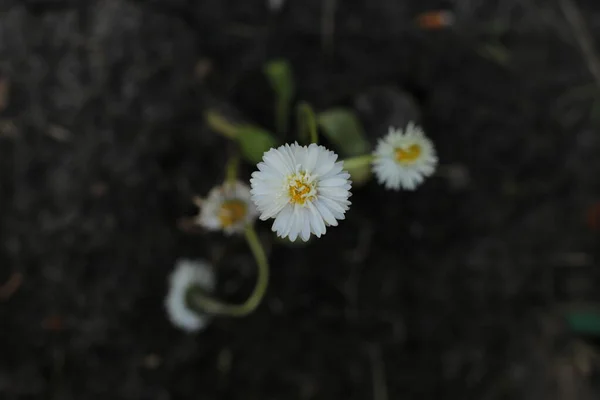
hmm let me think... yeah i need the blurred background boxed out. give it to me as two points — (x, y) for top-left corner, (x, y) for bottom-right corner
(1, 0), (600, 399)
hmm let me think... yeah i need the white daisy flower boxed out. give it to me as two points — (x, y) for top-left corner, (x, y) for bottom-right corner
(250, 142), (352, 242)
(372, 122), (438, 190)
(195, 180), (258, 235)
(165, 259), (215, 332)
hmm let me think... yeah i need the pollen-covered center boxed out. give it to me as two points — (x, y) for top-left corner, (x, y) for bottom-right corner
(395, 144), (422, 164)
(218, 199), (247, 227)
(287, 173), (317, 205)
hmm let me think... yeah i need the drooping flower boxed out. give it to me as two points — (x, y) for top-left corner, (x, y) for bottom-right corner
(195, 180), (258, 235)
(165, 259), (215, 332)
(250, 142), (352, 242)
(372, 122), (438, 190)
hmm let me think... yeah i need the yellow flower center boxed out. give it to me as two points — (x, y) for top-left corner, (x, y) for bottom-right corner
(395, 144), (422, 164)
(218, 199), (247, 227)
(287, 174), (316, 205)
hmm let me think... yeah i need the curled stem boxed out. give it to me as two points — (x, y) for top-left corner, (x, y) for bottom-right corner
(187, 224), (269, 317)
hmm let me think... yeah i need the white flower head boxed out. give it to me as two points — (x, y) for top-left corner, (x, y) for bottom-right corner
(250, 142), (352, 242)
(165, 259), (215, 332)
(372, 122), (438, 190)
(195, 180), (258, 235)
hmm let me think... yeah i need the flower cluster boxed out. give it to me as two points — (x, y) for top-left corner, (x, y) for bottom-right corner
(165, 120), (438, 331)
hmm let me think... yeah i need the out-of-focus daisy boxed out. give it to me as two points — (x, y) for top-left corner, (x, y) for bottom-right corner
(194, 180), (258, 235)
(250, 143), (352, 242)
(372, 122), (438, 190)
(165, 259), (215, 332)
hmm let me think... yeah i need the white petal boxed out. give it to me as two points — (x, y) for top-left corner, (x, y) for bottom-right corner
(287, 207), (301, 242)
(165, 259), (215, 332)
(250, 142), (352, 241)
(303, 143), (320, 172)
(300, 209), (311, 242)
(314, 198), (338, 226)
(307, 202), (326, 237)
(272, 204), (293, 234)
(318, 177), (348, 187)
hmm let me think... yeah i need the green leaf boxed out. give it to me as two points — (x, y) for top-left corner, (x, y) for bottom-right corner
(235, 125), (278, 164)
(296, 102), (318, 144)
(317, 108), (370, 157)
(264, 59), (294, 100)
(264, 59), (295, 134)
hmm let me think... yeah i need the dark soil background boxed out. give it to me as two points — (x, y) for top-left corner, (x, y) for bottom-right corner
(2, 0), (600, 399)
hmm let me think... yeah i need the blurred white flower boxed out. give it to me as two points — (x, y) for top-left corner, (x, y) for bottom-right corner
(250, 142), (352, 242)
(165, 259), (215, 332)
(372, 122), (438, 190)
(195, 180), (258, 235)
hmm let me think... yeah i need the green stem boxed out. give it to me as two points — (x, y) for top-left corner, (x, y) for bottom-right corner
(205, 110), (238, 139)
(276, 101), (289, 136)
(187, 224), (270, 317)
(342, 154), (374, 170)
(225, 155), (239, 185)
(297, 102), (319, 144)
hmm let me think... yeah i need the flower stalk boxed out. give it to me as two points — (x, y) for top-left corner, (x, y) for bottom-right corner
(225, 155), (240, 185)
(342, 154), (374, 170)
(297, 102), (319, 144)
(204, 110), (238, 139)
(187, 223), (269, 317)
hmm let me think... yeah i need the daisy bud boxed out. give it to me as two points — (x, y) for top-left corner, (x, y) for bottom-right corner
(165, 259), (215, 332)
(195, 180), (259, 235)
(372, 122), (438, 190)
(250, 143), (352, 242)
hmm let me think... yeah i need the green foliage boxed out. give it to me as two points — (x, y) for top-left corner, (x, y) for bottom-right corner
(342, 155), (373, 187)
(264, 59), (295, 135)
(236, 125), (278, 164)
(296, 102), (318, 145)
(204, 109), (238, 139)
(317, 108), (369, 157)
(209, 60), (374, 185)
(317, 108), (371, 185)
(205, 109), (278, 164)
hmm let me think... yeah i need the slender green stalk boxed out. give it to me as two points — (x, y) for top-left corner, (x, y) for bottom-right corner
(187, 224), (270, 317)
(276, 101), (289, 136)
(225, 155), (239, 185)
(297, 102), (319, 144)
(342, 154), (374, 170)
(205, 110), (238, 139)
